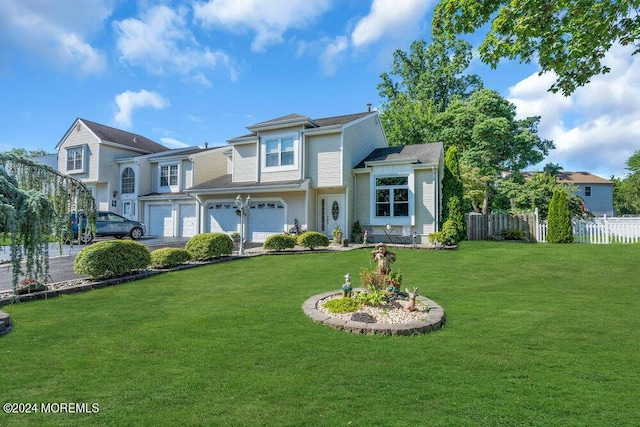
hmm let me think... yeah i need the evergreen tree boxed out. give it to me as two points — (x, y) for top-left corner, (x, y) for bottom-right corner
(441, 146), (466, 240)
(547, 189), (573, 243)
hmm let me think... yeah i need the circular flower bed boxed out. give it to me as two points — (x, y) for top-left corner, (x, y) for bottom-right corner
(302, 289), (445, 336)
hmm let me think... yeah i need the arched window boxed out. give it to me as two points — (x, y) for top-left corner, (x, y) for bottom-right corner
(121, 167), (135, 194)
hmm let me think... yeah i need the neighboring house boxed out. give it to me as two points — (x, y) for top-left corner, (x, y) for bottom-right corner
(185, 111), (444, 244)
(127, 146), (229, 237)
(556, 171), (614, 217)
(56, 118), (170, 212)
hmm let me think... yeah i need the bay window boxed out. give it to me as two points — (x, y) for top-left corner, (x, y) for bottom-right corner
(66, 146), (84, 172)
(265, 136), (295, 168)
(160, 164), (178, 187)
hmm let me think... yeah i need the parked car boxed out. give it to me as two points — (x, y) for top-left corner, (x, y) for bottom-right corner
(69, 211), (146, 244)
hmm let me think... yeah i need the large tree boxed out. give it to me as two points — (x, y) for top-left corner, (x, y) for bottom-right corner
(432, 0), (640, 95)
(1, 153), (95, 294)
(378, 36), (483, 146)
(434, 89), (554, 212)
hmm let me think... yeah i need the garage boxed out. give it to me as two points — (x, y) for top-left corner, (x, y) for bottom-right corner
(149, 204), (173, 236)
(248, 201), (285, 242)
(179, 203), (197, 237)
(208, 202), (238, 234)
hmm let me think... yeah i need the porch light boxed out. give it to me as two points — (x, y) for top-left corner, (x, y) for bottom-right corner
(235, 194), (252, 255)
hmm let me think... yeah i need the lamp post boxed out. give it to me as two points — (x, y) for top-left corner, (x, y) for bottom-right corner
(235, 194), (252, 255)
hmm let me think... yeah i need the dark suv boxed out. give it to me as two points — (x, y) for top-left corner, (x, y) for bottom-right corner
(70, 211), (146, 244)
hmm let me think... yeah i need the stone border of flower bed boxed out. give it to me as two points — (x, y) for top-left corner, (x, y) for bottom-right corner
(302, 290), (445, 336)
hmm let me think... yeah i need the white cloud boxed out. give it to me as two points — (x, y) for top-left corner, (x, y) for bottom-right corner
(193, 0), (332, 52)
(160, 137), (190, 148)
(114, 89), (170, 128)
(350, 0), (432, 48)
(0, 0), (109, 74)
(319, 36), (348, 76)
(114, 5), (237, 83)
(508, 45), (640, 178)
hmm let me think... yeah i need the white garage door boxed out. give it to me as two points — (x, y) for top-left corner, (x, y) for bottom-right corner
(179, 204), (197, 237)
(149, 204), (173, 236)
(248, 201), (285, 243)
(208, 203), (238, 233)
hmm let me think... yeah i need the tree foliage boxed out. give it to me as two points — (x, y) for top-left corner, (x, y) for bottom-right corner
(612, 150), (640, 215)
(432, 0), (640, 95)
(547, 189), (573, 243)
(378, 36), (482, 146)
(0, 153), (95, 293)
(442, 146), (465, 239)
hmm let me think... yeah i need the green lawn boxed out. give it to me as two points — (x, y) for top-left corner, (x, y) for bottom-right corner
(1, 242), (639, 426)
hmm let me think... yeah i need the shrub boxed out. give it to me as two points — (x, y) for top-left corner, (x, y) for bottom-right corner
(442, 219), (459, 245)
(323, 297), (362, 313)
(263, 234), (297, 251)
(73, 240), (151, 279)
(297, 231), (329, 250)
(428, 231), (444, 244)
(185, 233), (234, 261)
(150, 248), (191, 268)
(547, 189), (573, 243)
(359, 267), (386, 290)
(354, 287), (387, 307)
(501, 228), (524, 241)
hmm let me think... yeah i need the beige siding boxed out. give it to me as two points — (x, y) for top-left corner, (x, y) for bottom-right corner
(193, 150), (228, 185)
(137, 161), (152, 195)
(57, 124), (99, 181)
(354, 173), (371, 225)
(342, 114), (388, 183)
(181, 160), (193, 190)
(306, 133), (342, 187)
(415, 168), (437, 235)
(233, 143), (257, 182)
(98, 145), (138, 183)
(258, 127), (303, 183)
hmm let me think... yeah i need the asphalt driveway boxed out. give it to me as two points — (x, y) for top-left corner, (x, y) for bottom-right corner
(0, 237), (190, 292)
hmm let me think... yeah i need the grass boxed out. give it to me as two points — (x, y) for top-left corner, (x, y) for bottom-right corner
(1, 241), (639, 426)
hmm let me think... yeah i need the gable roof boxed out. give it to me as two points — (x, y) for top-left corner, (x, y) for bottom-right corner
(354, 142), (443, 168)
(57, 118), (169, 154)
(233, 111), (375, 140)
(523, 171), (612, 185)
(556, 171), (612, 185)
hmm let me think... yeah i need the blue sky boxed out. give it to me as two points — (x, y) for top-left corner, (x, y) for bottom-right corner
(1, 0), (638, 178)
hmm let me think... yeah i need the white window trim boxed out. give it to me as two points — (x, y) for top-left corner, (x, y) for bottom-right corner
(261, 134), (298, 172)
(369, 173), (415, 226)
(159, 163), (180, 192)
(121, 167), (136, 194)
(65, 145), (86, 174)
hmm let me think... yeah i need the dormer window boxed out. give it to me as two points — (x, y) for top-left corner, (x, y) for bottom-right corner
(66, 146), (85, 173)
(264, 136), (296, 169)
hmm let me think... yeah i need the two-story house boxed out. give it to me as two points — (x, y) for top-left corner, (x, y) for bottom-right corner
(56, 118), (228, 237)
(185, 111), (444, 244)
(56, 118), (170, 212)
(556, 171), (614, 217)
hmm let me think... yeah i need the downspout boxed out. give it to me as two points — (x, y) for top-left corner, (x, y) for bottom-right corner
(435, 166), (440, 232)
(184, 192), (204, 234)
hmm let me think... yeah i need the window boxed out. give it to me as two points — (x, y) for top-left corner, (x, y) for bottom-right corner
(160, 164), (178, 187)
(265, 137), (294, 168)
(121, 167), (135, 194)
(584, 186), (592, 197)
(375, 176), (409, 217)
(66, 147), (84, 172)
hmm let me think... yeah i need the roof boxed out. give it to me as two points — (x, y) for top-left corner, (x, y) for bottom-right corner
(523, 171), (612, 184)
(77, 118), (169, 154)
(232, 111), (374, 140)
(186, 174), (308, 192)
(354, 142), (443, 168)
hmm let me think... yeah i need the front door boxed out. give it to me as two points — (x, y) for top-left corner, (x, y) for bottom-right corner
(320, 194), (346, 238)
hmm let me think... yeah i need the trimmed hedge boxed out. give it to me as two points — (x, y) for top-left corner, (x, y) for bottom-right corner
(263, 234), (297, 251)
(185, 233), (234, 261)
(73, 240), (151, 279)
(297, 231), (329, 250)
(150, 248), (191, 268)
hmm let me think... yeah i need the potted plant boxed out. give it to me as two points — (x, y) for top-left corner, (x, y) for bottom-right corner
(331, 224), (343, 245)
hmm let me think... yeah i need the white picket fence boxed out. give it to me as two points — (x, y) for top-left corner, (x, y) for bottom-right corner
(468, 212), (640, 244)
(537, 216), (640, 244)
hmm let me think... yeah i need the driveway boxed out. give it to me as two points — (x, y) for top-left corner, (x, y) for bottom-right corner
(0, 237), (190, 292)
